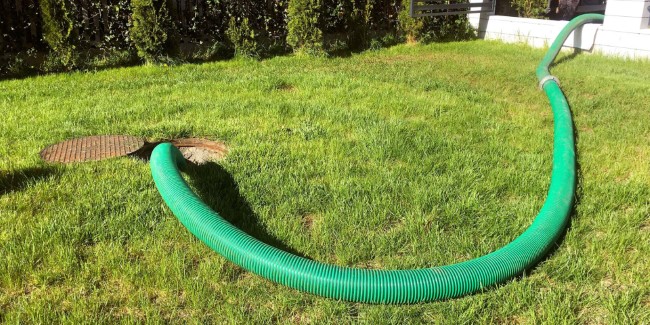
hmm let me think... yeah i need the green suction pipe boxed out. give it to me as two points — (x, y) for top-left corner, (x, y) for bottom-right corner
(150, 14), (604, 304)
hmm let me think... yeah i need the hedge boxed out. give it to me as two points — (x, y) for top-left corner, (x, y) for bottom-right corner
(0, 0), (474, 75)
(39, 0), (77, 70)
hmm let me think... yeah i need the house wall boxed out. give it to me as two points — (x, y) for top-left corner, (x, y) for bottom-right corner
(468, 0), (650, 59)
(597, 0), (650, 58)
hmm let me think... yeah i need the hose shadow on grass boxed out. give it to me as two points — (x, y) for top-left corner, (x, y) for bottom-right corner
(550, 49), (582, 69)
(0, 166), (58, 196)
(182, 161), (309, 259)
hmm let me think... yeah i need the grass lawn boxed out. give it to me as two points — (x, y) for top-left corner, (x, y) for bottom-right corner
(1, 40), (649, 323)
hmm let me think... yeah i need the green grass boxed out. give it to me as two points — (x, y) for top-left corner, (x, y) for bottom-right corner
(1, 40), (649, 323)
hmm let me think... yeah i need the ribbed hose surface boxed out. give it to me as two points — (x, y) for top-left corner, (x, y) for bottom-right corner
(150, 14), (604, 304)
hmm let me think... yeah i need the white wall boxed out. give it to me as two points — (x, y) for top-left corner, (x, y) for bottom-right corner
(468, 0), (650, 59)
(603, 0), (650, 30)
(597, 0), (650, 58)
(477, 16), (601, 50)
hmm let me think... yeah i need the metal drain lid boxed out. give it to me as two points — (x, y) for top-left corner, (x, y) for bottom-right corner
(40, 135), (144, 163)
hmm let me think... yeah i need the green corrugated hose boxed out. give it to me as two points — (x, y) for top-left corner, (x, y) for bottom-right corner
(150, 14), (604, 304)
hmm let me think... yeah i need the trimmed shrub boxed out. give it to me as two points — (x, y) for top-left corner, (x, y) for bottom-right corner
(226, 17), (259, 58)
(348, 0), (375, 50)
(191, 41), (234, 61)
(39, 0), (77, 70)
(319, 0), (377, 51)
(129, 0), (177, 63)
(398, 0), (475, 43)
(512, 0), (548, 18)
(397, 0), (424, 42)
(316, 0), (404, 53)
(287, 0), (324, 54)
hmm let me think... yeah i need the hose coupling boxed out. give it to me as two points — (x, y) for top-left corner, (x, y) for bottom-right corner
(539, 75), (560, 90)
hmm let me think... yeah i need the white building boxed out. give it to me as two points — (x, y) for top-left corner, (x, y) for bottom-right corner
(468, 0), (650, 59)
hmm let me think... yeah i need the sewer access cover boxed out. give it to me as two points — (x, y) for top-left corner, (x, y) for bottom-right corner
(40, 135), (145, 163)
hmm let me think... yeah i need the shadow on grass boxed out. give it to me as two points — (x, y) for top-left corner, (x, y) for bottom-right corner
(180, 161), (309, 259)
(324, 33), (479, 59)
(551, 49), (582, 69)
(0, 61), (143, 83)
(0, 166), (58, 196)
